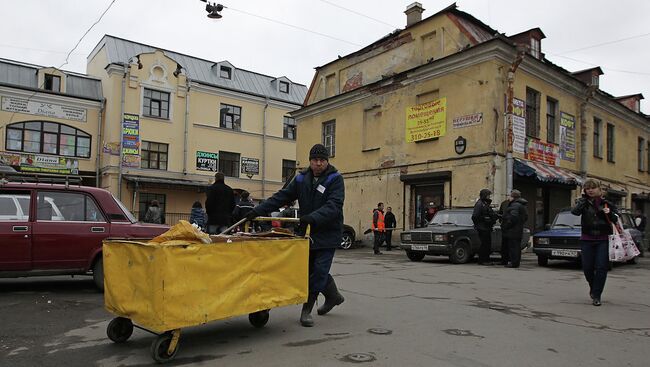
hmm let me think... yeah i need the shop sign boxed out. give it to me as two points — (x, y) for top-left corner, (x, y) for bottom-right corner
(559, 112), (576, 162)
(1, 151), (78, 174)
(1, 96), (87, 122)
(454, 136), (467, 155)
(196, 151), (218, 171)
(525, 138), (559, 166)
(121, 113), (140, 167)
(452, 113), (482, 129)
(405, 98), (447, 142)
(512, 98), (526, 154)
(102, 142), (120, 156)
(241, 157), (259, 175)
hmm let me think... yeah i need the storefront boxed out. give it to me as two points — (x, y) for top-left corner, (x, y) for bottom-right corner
(400, 171), (451, 229)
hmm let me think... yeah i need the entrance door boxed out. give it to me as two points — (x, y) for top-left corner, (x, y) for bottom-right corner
(411, 184), (445, 228)
(0, 189), (32, 271)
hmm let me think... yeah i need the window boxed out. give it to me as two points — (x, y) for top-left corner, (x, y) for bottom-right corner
(525, 87), (540, 137)
(283, 116), (296, 140)
(219, 151), (240, 177)
(638, 137), (645, 171)
(282, 159), (296, 182)
(138, 193), (166, 222)
(546, 98), (557, 143)
(220, 66), (232, 79)
(647, 141), (650, 173)
(0, 190), (30, 221)
(606, 123), (615, 162)
(141, 141), (168, 170)
(5, 121), (91, 158)
(279, 81), (290, 93)
(143, 88), (170, 119)
(44, 74), (61, 92)
(530, 38), (541, 59)
(220, 104), (241, 131)
(37, 192), (104, 222)
(322, 120), (336, 157)
(593, 117), (602, 158)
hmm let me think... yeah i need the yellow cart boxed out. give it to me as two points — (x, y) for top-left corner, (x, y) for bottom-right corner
(103, 218), (308, 363)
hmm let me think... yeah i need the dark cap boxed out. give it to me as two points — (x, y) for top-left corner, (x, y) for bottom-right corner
(309, 144), (329, 160)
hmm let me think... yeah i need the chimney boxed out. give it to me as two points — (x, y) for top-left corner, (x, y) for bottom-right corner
(405, 2), (425, 27)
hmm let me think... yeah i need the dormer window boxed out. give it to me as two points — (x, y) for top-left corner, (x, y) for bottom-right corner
(44, 74), (61, 92)
(591, 74), (599, 87)
(279, 81), (290, 94)
(530, 38), (540, 59)
(220, 66), (232, 79)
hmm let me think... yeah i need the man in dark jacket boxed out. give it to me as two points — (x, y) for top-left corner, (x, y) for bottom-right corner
(472, 188), (498, 265)
(497, 198), (511, 265)
(384, 206), (397, 251)
(500, 190), (528, 268)
(246, 143), (345, 327)
(232, 191), (255, 230)
(205, 172), (235, 234)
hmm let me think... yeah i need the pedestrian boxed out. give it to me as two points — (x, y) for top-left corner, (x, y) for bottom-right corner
(372, 202), (386, 255)
(497, 197), (511, 265)
(571, 179), (618, 306)
(500, 190), (528, 268)
(634, 209), (646, 232)
(189, 201), (208, 231)
(232, 191), (255, 224)
(472, 189), (498, 265)
(205, 172), (235, 234)
(245, 143), (345, 327)
(143, 200), (164, 224)
(384, 206), (397, 251)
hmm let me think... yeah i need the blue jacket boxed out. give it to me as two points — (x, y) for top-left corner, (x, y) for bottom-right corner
(189, 207), (207, 230)
(252, 165), (345, 249)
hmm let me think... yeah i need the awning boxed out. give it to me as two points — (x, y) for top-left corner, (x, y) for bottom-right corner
(123, 175), (209, 189)
(514, 159), (583, 186)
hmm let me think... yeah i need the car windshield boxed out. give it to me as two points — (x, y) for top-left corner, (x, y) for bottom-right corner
(111, 193), (137, 223)
(552, 212), (581, 228)
(430, 211), (473, 226)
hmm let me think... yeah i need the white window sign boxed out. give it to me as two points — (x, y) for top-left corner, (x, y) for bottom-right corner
(1, 96), (87, 122)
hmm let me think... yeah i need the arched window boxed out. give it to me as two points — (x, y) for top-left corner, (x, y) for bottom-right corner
(5, 121), (91, 158)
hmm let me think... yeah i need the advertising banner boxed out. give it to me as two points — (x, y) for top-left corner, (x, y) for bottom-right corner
(241, 157), (260, 175)
(559, 112), (576, 162)
(452, 112), (483, 129)
(121, 113), (140, 168)
(525, 138), (559, 166)
(1, 152), (78, 174)
(1, 96), (87, 122)
(196, 151), (218, 172)
(405, 98), (447, 142)
(512, 98), (526, 154)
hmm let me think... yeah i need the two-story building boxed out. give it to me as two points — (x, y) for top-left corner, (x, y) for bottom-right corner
(292, 3), (650, 235)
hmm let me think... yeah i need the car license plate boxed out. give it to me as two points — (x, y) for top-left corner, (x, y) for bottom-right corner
(411, 245), (428, 251)
(551, 249), (578, 257)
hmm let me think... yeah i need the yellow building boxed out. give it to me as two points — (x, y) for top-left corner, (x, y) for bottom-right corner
(0, 58), (104, 185)
(292, 3), (650, 235)
(86, 35), (306, 221)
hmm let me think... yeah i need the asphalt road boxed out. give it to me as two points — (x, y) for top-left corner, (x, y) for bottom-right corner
(1, 249), (649, 367)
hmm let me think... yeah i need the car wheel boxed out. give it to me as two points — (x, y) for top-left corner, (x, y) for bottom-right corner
(340, 231), (354, 250)
(406, 251), (425, 262)
(93, 257), (104, 292)
(449, 241), (471, 264)
(537, 256), (548, 267)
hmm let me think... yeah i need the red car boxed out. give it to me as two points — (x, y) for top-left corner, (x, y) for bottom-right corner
(0, 181), (168, 290)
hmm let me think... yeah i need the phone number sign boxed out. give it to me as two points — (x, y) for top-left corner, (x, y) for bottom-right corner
(405, 98), (447, 143)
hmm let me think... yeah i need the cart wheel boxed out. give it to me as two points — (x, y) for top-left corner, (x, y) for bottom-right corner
(107, 317), (133, 343)
(150, 332), (179, 363)
(249, 310), (270, 328)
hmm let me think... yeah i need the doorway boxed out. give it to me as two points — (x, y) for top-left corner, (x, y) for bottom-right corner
(411, 184), (444, 228)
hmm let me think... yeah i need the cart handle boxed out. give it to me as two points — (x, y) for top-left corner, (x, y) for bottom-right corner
(219, 216), (310, 237)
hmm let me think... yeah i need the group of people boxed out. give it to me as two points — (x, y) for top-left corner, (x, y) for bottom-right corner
(372, 202), (397, 254)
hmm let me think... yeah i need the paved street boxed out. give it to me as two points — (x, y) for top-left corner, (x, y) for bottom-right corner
(1, 248), (649, 367)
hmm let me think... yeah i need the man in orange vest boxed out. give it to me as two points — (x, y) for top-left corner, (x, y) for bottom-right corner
(372, 202), (386, 255)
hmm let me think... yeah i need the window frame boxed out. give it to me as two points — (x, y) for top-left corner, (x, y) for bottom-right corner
(279, 81), (290, 94)
(218, 150), (240, 178)
(140, 141), (169, 170)
(638, 137), (646, 172)
(530, 37), (541, 59)
(219, 66), (232, 79)
(138, 193), (166, 222)
(219, 103), (242, 131)
(593, 117), (602, 158)
(283, 116), (296, 140)
(525, 87), (540, 138)
(143, 88), (170, 120)
(546, 97), (557, 143)
(606, 123), (615, 163)
(282, 159), (296, 183)
(5, 121), (91, 158)
(322, 120), (336, 157)
(44, 74), (61, 92)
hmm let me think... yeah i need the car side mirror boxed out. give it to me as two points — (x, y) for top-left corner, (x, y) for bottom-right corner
(545, 224), (551, 230)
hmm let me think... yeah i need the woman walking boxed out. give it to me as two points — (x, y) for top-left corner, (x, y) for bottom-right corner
(571, 179), (618, 306)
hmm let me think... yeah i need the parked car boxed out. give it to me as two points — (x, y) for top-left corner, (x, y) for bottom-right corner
(399, 208), (530, 263)
(532, 209), (642, 267)
(341, 224), (356, 250)
(0, 181), (168, 290)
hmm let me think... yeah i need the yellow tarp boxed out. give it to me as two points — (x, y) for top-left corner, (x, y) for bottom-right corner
(103, 236), (309, 333)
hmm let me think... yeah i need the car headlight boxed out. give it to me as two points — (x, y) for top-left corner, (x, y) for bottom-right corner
(536, 237), (550, 245)
(434, 234), (447, 242)
(401, 233), (411, 242)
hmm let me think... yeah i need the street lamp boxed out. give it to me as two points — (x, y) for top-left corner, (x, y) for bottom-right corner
(200, 1), (224, 19)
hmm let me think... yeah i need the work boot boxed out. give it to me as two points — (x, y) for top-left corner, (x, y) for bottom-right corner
(317, 278), (345, 316)
(300, 293), (318, 327)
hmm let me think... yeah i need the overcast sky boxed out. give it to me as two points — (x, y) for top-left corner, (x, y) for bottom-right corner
(2, 0), (649, 113)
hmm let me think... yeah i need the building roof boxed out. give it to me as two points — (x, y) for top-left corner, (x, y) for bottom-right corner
(0, 58), (103, 101)
(89, 35), (307, 105)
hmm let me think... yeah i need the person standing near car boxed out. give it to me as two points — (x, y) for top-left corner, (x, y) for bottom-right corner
(571, 179), (618, 306)
(384, 206), (397, 251)
(500, 190), (528, 268)
(472, 189), (498, 265)
(372, 202), (386, 255)
(246, 143), (345, 327)
(497, 197), (510, 265)
(189, 201), (208, 231)
(205, 172), (235, 234)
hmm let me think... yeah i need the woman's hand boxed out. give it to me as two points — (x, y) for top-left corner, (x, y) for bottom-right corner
(603, 207), (610, 214)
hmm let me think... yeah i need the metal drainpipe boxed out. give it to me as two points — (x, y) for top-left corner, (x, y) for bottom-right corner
(579, 85), (598, 178)
(117, 61), (128, 200)
(95, 98), (105, 187)
(183, 75), (190, 175)
(505, 49), (526, 195)
(262, 97), (269, 198)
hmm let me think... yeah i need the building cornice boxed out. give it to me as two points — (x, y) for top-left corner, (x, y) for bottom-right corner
(0, 85), (103, 109)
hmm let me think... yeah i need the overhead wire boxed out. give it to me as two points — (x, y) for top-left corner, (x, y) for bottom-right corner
(316, 0), (398, 28)
(554, 31), (650, 55)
